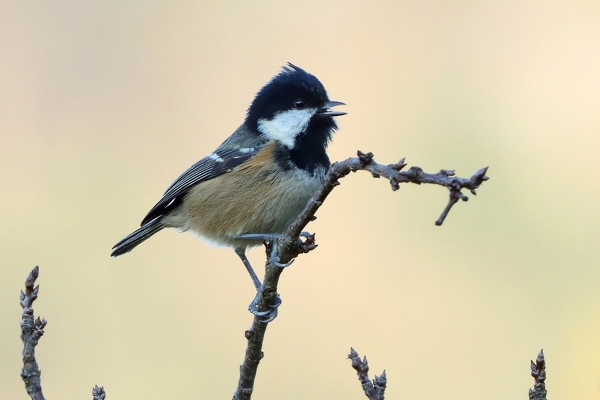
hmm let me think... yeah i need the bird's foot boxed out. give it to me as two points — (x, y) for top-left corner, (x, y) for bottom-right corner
(248, 291), (282, 322)
(270, 255), (294, 268)
(236, 231), (313, 268)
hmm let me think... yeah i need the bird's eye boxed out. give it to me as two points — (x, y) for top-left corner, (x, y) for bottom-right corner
(294, 99), (306, 109)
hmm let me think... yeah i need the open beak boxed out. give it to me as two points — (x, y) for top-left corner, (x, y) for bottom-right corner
(317, 100), (346, 117)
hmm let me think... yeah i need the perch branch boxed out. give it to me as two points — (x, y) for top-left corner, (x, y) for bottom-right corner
(529, 349), (547, 400)
(20, 266), (46, 400)
(348, 348), (387, 400)
(233, 151), (489, 399)
(279, 151), (489, 265)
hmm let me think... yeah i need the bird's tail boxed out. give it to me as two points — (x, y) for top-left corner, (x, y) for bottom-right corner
(111, 218), (164, 257)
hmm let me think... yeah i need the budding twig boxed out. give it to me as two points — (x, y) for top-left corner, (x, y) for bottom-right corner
(93, 385), (107, 400)
(348, 348), (387, 400)
(20, 266), (46, 400)
(529, 349), (547, 400)
(19, 267), (107, 399)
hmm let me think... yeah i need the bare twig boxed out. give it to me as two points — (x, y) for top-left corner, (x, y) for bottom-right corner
(348, 348), (387, 400)
(19, 267), (107, 399)
(93, 385), (107, 400)
(279, 151), (488, 265)
(529, 349), (547, 400)
(233, 152), (489, 399)
(20, 266), (47, 400)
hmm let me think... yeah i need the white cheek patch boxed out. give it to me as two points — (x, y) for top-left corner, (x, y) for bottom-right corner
(257, 108), (316, 148)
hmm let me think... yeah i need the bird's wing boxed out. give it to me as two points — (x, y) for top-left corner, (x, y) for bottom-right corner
(140, 127), (267, 226)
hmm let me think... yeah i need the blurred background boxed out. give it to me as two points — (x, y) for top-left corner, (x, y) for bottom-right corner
(2, 0), (600, 399)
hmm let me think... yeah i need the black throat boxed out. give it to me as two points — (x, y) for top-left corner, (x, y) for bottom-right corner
(275, 118), (335, 175)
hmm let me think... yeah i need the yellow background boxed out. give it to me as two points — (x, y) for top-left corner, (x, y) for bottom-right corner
(2, 1), (600, 399)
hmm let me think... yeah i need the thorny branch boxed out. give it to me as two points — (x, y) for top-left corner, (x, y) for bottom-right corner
(20, 266), (46, 400)
(529, 349), (547, 400)
(348, 348), (387, 400)
(19, 267), (106, 400)
(233, 151), (489, 399)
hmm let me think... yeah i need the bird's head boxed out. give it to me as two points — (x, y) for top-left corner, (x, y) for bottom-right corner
(246, 63), (346, 149)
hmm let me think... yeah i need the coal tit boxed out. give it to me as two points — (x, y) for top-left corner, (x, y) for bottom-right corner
(111, 63), (345, 303)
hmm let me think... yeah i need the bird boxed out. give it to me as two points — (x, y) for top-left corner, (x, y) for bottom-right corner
(111, 63), (345, 319)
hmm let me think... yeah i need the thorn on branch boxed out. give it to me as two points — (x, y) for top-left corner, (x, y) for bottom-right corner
(348, 348), (387, 400)
(391, 158), (407, 171)
(472, 166), (490, 185)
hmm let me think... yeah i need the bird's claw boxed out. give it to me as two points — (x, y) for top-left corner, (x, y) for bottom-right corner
(248, 292), (282, 322)
(269, 256), (295, 268)
(236, 231), (313, 269)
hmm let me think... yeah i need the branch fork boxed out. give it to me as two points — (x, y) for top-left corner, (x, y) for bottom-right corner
(348, 348), (387, 400)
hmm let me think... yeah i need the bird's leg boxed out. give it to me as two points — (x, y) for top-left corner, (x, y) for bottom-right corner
(234, 247), (281, 321)
(235, 232), (312, 268)
(234, 247), (262, 291)
(234, 232), (313, 321)
(236, 233), (280, 242)
(268, 240), (294, 267)
(236, 232), (313, 241)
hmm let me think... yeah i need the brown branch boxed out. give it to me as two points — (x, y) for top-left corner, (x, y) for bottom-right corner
(20, 266), (47, 400)
(278, 151), (488, 264)
(280, 151), (488, 255)
(348, 348), (387, 400)
(232, 242), (318, 400)
(232, 237), (297, 399)
(19, 267), (107, 399)
(233, 151), (489, 399)
(529, 349), (547, 400)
